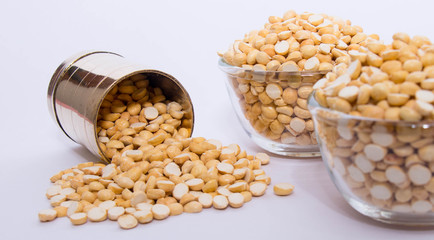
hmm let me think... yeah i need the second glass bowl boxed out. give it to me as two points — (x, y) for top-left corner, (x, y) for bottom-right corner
(309, 91), (434, 225)
(218, 58), (328, 157)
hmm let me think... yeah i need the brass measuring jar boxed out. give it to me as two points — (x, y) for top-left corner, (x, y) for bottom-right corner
(47, 51), (194, 163)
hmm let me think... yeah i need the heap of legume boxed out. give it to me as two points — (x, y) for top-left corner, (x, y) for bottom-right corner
(39, 75), (294, 229)
(96, 75), (192, 161)
(219, 10), (377, 145)
(314, 32), (434, 120)
(313, 33), (434, 213)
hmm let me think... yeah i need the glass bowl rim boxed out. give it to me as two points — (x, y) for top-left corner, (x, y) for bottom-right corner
(217, 57), (330, 76)
(308, 90), (434, 126)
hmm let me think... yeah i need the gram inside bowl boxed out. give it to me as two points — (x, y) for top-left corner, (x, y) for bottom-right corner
(308, 91), (434, 225)
(218, 58), (329, 157)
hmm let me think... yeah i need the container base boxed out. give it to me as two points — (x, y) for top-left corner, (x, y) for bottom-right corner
(344, 194), (434, 226)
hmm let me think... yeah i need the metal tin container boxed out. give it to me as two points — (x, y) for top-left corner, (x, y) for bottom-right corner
(47, 51), (194, 163)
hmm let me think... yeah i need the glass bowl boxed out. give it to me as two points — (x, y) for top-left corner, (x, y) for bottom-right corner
(218, 58), (329, 157)
(308, 91), (434, 225)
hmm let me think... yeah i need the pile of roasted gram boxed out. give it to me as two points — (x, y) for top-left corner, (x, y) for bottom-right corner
(39, 74), (294, 229)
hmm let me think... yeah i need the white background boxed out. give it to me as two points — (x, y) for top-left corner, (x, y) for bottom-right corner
(1, 0), (434, 239)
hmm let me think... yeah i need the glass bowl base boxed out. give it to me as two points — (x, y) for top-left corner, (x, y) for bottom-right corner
(344, 193), (434, 226)
(249, 134), (321, 158)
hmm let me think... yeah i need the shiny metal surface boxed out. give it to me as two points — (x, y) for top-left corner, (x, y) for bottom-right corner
(48, 51), (194, 163)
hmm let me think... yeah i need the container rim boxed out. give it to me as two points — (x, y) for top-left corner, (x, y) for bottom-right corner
(217, 57), (330, 76)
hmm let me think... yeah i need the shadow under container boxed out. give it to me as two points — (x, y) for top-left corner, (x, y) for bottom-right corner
(219, 58), (328, 157)
(47, 51), (194, 163)
(308, 91), (434, 225)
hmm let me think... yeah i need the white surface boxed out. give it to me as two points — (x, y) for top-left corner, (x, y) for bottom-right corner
(1, 0), (434, 239)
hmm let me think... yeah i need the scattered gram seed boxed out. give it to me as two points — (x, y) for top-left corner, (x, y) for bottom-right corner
(117, 214), (138, 229)
(152, 204), (170, 220)
(273, 183), (295, 196)
(108, 207), (125, 221)
(133, 210), (153, 223)
(54, 206), (67, 217)
(241, 191), (252, 203)
(38, 209), (57, 222)
(173, 183), (189, 200)
(217, 163), (234, 174)
(228, 193), (244, 208)
(250, 182), (267, 196)
(198, 193), (213, 208)
(69, 213), (87, 225)
(255, 153), (270, 165)
(88, 207), (107, 222)
(213, 195), (229, 210)
(183, 201), (203, 213)
(168, 203), (183, 216)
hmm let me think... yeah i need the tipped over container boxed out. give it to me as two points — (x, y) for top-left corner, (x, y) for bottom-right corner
(47, 51), (194, 163)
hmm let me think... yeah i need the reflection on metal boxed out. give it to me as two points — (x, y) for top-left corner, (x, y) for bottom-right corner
(47, 51), (194, 163)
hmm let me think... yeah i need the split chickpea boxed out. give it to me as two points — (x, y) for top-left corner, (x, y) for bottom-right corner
(40, 133), (283, 228)
(273, 183), (295, 196)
